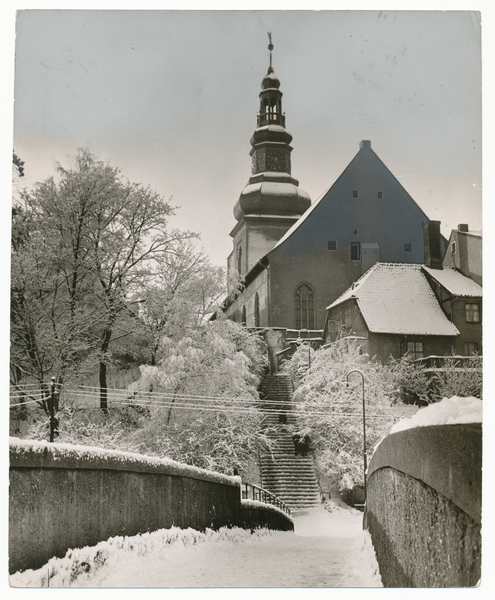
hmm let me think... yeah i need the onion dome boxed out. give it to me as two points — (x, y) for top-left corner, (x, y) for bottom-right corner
(262, 66), (280, 90)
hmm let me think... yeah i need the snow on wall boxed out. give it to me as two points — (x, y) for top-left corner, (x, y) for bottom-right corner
(390, 396), (482, 434)
(9, 436), (241, 487)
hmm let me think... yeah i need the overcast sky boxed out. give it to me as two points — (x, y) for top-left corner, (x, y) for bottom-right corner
(10, 7), (483, 268)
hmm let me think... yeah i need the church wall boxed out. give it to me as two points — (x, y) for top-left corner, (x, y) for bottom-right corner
(245, 218), (298, 275)
(266, 143), (433, 329)
(223, 268), (269, 328)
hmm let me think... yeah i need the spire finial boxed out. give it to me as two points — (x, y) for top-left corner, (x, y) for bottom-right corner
(267, 32), (274, 70)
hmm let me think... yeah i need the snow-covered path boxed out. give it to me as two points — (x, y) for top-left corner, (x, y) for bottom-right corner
(11, 501), (382, 588)
(75, 504), (381, 588)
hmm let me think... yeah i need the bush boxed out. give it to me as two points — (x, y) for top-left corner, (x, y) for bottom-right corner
(428, 353), (482, 401)
(285, 339), (430, 492)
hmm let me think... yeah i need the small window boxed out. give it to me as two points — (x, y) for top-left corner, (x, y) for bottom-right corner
(351, 242), (361, 261)
(328, 240), (337, 251)
(451, 241), (457, 255)
(352, 190), (358, 198)
(404, 341), (424, 360)
(465, 342), (478, 356)
(465, 303), (480, 323)
(404, 243), (413, 253)
(377, 191), (383, 199)
(353, 229), (358, 236)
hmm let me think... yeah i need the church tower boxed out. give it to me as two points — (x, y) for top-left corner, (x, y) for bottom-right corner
(229, 34), (311, 277)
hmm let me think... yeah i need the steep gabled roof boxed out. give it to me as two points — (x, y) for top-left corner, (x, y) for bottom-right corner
(327, 262), (460, 336)
(422, 266), (482, 297)
(270, 139), (433, 254)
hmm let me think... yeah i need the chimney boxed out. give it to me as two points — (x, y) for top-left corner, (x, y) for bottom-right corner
(423, 221), (442, 269)
(360, 140), (371, 150)
(458, 223), (469, 232)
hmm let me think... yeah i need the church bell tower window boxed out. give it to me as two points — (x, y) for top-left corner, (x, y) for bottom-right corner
(295, 284), (315, 330)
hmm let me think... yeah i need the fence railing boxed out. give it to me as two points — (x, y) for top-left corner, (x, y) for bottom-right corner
(241, 483), (291, 516)
(414, 354), (482, 371)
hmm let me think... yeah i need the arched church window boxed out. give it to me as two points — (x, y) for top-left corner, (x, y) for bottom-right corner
(295, 284), (315, 330)
(254, 293), (260, 327)
(241, 306), (247, 326)
(237, 246), (242, 274)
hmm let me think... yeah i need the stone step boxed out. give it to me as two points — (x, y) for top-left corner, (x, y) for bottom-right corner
(271, 490), (319, 495)
(261, 461), (315, 466)
(257, 374), (320, 511)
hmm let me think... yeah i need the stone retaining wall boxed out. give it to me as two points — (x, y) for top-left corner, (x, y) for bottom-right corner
(9, 439), (293, 574)
(366, 423), (481, 587)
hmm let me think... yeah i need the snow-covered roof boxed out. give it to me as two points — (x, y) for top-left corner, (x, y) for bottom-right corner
(422, 265), (482, 297)
(327, 263), (460, 336)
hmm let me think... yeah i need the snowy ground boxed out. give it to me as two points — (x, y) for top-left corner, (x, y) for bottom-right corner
(10, 500), (382, 588)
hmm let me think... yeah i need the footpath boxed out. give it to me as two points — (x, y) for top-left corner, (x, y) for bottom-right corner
(74, 501), (382, 588)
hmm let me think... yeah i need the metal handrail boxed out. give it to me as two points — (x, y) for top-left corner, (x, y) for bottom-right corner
(241, 483), (291, 516)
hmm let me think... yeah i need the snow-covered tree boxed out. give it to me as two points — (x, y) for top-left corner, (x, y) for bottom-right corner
(136, 240), (226, 365)
(10, 149), (194, 409)
(285, 339), (422, 492)
(126, 320), (271, 474)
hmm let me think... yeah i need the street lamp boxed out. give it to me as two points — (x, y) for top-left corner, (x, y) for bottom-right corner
(298, 328), (311, 370)
(346, 369), (367, 502)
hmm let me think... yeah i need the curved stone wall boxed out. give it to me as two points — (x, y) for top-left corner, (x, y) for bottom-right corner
(9, 439), (293, 574)
(366, 423), (481, 587)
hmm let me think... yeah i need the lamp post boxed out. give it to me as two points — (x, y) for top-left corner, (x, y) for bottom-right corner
(298, 328), (311, 370)
(346, 369), (367, 502)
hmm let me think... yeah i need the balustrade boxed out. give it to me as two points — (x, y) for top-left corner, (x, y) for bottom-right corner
(241, 483), (291, 516)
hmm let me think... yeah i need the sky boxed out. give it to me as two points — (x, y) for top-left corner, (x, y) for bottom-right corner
(6, 4), (484, 269)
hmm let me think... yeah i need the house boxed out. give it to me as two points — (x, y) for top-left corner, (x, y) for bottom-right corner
(442, 224), (482, 286)
(323, 242), (482, 363)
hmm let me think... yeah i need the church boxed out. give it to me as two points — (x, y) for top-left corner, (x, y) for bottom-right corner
(222, 41), (444, 354)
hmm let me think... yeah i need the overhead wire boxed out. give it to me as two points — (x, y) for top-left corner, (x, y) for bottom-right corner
(10, 386), (411, 420)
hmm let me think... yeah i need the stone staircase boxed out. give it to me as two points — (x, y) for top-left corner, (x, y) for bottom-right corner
(259, 374), (321, 511)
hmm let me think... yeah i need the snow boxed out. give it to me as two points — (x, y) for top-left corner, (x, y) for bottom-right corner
(9, 436), (240, 487)
(390, 396), (482, 434)
(422, 265), (482, 298)
(327, 263), (460, 336)
(241, 499), (294, 523)
(10, 502), (382, 588)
